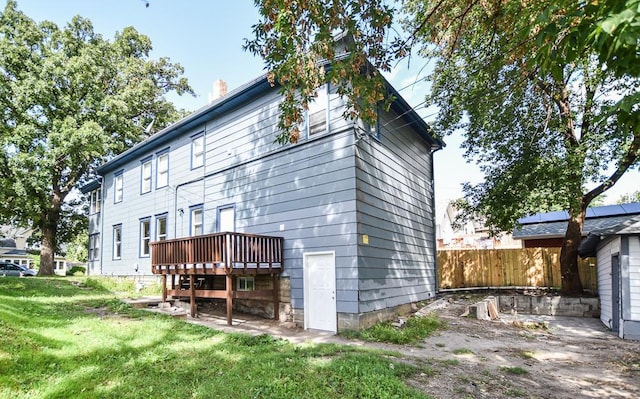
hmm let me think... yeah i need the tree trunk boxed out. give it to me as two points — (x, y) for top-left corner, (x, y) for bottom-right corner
(38, 223), (57, 276)
(559, 209), (585, 295)
(38, 192), (62, 276)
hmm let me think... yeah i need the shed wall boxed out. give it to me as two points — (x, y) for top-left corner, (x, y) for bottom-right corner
(597, 236), (620, 329)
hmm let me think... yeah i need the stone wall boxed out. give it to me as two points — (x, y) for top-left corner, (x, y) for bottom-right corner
(497, 295), (599, 317)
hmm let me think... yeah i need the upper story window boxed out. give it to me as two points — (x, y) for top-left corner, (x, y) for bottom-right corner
(141, 158), (152, 194)
(191, 133), (204, 169)
(113, 224), (122, 260)
(114, 171), (123, 203)
(307, 84), (329, 137)
(364, 107), (380, 141)
(156, 214), (167, 241)
(89, 188), (101, 214)
(140, 217), (151, 257)
(156, 150), (169, 188)
(190, 205), (203, 236)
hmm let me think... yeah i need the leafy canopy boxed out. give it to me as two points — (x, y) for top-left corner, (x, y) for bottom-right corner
(0, 1), (192, 270)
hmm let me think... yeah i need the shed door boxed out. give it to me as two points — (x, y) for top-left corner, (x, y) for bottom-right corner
(612, 254), (620, 333)
(304, 252), (337, 333)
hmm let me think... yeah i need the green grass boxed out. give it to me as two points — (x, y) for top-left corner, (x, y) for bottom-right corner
(0, 277), (430, 399)
(499, 366), (528, 375)
(452, 348), (474, 355)
(342, 315), (444, 345)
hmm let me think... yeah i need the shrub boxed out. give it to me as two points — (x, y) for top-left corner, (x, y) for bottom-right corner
(66, 266), (86, 276)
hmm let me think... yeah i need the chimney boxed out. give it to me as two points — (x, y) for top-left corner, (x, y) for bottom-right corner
(208, 79), (228, 103)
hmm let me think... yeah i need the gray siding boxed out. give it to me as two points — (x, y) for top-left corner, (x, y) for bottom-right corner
(355, 107), (437, 313)
(627, 236), (640, 320)
(597, 236), (619, 329)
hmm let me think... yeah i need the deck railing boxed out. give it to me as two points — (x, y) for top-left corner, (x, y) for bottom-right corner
(150, 232), (284, 274)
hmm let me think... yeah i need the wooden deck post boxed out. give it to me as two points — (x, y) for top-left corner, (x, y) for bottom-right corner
(226, 274), (233, 325)
(273, 274), (279, 322)
(162, 275), (167, 303)
(189, 274), (196, 318)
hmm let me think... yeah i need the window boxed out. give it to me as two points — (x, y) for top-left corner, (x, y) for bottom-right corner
(364, 106), (381, 140)
(88, 234), (100, 261)
(140, 218), (151, 257)
(90, 188), (101, 214)
(113, 225), (122, 260)
(190, 205), (203, 236)
(156, 214), (167, 241)
(307, 84), (328, 137)
(156, 151), (169, 188)
(141, 158), (152, 194)
(237, 277), (255, 291)
(191, 134), (204, 169)
(114, 172), (123, 203)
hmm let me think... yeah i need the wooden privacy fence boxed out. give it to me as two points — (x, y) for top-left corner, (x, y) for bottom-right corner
(437, 248), (598, 291)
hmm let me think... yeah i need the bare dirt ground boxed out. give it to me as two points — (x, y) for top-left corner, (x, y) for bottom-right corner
(402, 294), (640, 399)
(152, 295), (640, 399)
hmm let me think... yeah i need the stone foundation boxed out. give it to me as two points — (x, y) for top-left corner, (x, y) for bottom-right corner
(497, 295), (599, 317)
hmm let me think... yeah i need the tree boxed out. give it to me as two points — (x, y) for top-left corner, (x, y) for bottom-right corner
(0, 1), (192, 275)
(617, 191), (640, 204)
(248, 0), (639, 294)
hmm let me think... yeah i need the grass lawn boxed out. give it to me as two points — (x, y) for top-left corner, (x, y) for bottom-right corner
(0, 277), (429, 399)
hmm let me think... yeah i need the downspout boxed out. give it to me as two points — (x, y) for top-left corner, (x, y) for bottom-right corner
(98, 176), (105, 275)
(430, 143), (443, 294)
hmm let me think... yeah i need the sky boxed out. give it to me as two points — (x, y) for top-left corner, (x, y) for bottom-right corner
(14, 0), (639, 210)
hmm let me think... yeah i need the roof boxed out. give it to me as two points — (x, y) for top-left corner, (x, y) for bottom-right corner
(79, 179), (101, 194)
(97, 71), (444, 175)
(513, 202), (640, 240)
(577, 215), (640, 257)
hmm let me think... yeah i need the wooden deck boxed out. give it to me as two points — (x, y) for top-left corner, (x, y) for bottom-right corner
(150, 232), (284, 324)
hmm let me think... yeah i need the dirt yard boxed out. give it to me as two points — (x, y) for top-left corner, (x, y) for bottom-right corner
(176, 295), (640, 399)
(402, 294), (640, 399)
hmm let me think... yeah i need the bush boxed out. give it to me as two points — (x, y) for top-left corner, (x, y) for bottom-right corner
(66, 266), (86, 276)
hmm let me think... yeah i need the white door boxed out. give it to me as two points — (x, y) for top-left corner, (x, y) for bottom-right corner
(218, 206), (235, 232)
(304, 252), (337, 332)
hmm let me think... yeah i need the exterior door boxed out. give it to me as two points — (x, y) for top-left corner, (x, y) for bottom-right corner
(612, 254), (620, 333)
(218, 206), (235, 232)
(304, 252), (337, 332)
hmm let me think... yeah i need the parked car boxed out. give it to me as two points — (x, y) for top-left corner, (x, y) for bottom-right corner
(0, 262), (37, 277)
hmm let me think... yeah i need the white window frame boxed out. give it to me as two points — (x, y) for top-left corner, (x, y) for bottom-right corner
(140, 218), (151, 257)
(190, 206), (203, 236)
(114, 172), (123, 203)
(156, 214), (167, 241)
(156, 152), (169, 188)
(141, 159), (152, 194)
(89, 234), (100, 261)
(191, 134), (204, 169)
(90, 188), (101, 214)
(113, 225), (122, 260)
(237, 276), (255, 291)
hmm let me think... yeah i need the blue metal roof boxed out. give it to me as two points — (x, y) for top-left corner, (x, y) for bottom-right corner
(97, 71), (443, 175)
(517, 202), (640, 225)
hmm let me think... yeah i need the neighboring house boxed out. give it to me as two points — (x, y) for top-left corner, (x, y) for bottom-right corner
(435, 200), (521, 249)
(0, 237), (68, 274)
(578, 215), (640, 340)
(81, 72), (444, 333)
(513, 202), (640, 247)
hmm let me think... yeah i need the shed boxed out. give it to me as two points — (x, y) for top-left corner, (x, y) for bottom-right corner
(578, 215), (640, 340)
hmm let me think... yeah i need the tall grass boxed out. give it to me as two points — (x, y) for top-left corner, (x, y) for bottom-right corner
(0, 277), (430, 399)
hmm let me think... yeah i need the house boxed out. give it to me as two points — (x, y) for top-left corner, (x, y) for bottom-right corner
(0, 235), (68, 275)
(513, 202), (640, 247)
(435, 200), (521, 249)
(81, 72), (444, 332)
(578, 215), (640, 340)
